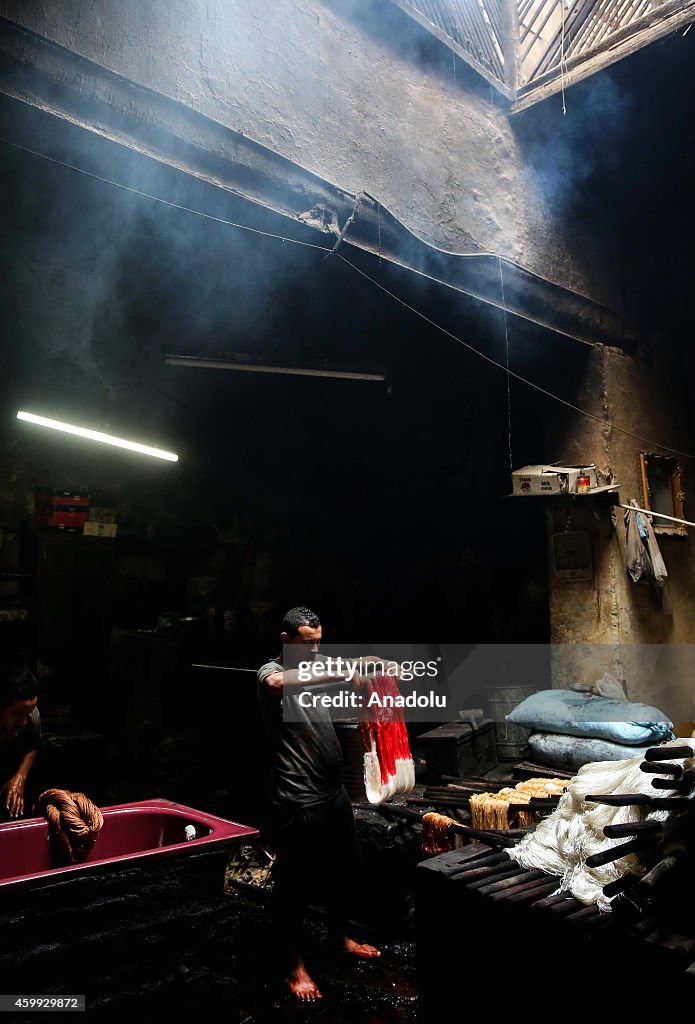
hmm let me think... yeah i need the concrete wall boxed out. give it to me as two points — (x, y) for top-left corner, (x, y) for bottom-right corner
(0, 0), (605, 301)
(547, 344), (695, 721)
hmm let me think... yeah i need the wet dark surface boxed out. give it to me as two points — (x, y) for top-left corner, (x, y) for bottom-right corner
(233, 891), (418, 1024)
(230, 801), (423, 1022)
(3, 799), (422, 1021)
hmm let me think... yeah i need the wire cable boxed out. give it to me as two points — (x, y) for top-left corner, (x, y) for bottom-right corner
(334, 252), (695, 460)
(0, 137), (332, 254)
(0, 135), (607, 297)
(498, 256), (514, 471)
(3, 134), (693, 460)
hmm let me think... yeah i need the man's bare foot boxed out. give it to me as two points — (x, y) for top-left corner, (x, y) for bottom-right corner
(341, 937), (381, 959)
(285, 964), (323, 1002)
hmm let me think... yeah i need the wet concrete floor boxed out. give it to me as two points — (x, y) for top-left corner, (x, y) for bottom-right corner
(232, 891), (418, 1024)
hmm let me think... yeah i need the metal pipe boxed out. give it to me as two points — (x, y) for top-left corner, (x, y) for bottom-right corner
(503, 880), (561, 904)
(533, 892), (572, 910)
(645, 745), (693, 761)
(453, 860), (523, 885)
(618, 503), (695, 529)
(449, 852), (511, 877)
(603, 820), (663, 840)
(475, 869), (547, 896)
(465, 866), (531, 891)
(446, 822), (518, 848)
(639, 854), (682, 890)
(586, 837), (651, 868)
(165, 354), (386, 382)
(585, 793), (694, 809)
(603, 873), (641, 898)
(651, 773), (695, 792)
(640, 761), (684, 777)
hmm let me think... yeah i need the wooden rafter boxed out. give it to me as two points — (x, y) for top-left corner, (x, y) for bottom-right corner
(389, 0), (511, 95)
(513, 0), (695, 109)
(388, 0), (695, 107)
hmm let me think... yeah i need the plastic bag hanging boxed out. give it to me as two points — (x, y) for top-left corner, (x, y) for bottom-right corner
(624, 500), (667, 588)
(625, 504), (653, 584)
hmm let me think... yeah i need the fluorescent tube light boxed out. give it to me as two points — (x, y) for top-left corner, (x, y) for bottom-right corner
(16, 411), (178, 462)
(164, 354), (385, 382)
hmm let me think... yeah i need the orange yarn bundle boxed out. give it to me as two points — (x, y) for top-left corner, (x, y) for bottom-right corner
(34, 788), (104, 867)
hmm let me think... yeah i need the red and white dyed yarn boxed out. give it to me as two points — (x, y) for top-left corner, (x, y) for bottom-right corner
(359, 675), (415, 804)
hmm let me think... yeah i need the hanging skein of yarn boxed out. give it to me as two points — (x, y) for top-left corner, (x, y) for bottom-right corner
(359, 674), (415, 804)
(507, 745), (692, 910)
(34, 788), (104, 867)
(422, 812), (457, 856)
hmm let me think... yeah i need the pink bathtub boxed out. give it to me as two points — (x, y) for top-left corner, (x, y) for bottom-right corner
(0, 798), (258, 890)
(1, 799), (259, 1006)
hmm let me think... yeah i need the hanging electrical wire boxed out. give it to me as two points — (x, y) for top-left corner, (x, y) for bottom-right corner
(2, 134), (693, 460)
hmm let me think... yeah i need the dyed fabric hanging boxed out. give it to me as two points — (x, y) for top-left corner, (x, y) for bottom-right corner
(359, 675), (415, 804)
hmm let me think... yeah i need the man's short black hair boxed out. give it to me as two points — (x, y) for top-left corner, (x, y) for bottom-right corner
(0, 661), (38, 708)
(281, 606), (320, 638)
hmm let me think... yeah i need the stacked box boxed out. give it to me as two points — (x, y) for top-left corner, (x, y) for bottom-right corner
(88, 507), (117, 524)
(83, 522), (118, 539)
(35, 489), (89, 531)
(84, 505), (118, 538)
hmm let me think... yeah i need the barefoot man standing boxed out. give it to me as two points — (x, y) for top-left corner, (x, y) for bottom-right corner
(257, 606), (380, 1002)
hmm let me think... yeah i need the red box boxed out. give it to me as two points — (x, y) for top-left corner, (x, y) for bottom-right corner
(35, 488), (90, 527)
(51, 492), (89, 508)
(43, 512), (89, 530)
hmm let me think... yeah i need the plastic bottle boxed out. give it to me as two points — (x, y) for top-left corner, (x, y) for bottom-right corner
(577, 469), (591, 494)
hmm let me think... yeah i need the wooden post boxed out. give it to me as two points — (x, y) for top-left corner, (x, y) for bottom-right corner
(502, 0), (520, 98)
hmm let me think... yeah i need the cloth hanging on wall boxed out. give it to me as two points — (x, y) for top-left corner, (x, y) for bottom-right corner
(625, 500), (667, 587)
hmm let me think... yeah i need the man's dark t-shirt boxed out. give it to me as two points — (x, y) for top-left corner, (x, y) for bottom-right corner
(0, 706), (41, 780)
(257, 659), (343, 808)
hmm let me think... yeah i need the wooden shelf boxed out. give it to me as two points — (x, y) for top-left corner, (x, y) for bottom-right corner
(505, 485), (619, 499)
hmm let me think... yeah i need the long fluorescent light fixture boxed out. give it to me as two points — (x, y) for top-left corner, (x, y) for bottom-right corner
(164, 354), (386, 382)
(17, 411), (178, 462)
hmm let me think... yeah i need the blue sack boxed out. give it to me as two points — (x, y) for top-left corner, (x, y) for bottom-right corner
(529, 732), (650, 771)
(505, 689), (674, 745)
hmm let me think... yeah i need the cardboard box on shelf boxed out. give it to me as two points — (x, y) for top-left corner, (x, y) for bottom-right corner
(83, 522), (118, 539)
(88, 507), (117, 524)
(512, 464), (598, 496)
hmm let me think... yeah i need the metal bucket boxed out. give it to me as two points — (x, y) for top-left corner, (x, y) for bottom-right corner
(488, 685), (536, 761)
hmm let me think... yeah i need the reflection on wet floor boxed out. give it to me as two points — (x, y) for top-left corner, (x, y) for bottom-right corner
(233, 890), (418, 1024)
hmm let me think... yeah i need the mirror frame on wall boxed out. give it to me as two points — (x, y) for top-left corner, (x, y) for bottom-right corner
(638, 452), (687, 537)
